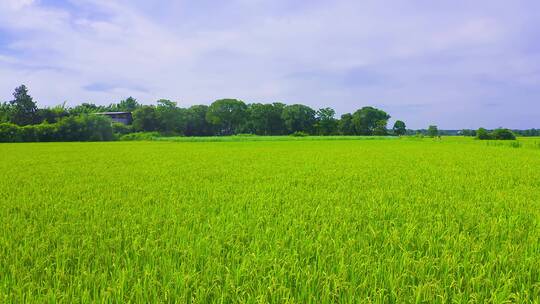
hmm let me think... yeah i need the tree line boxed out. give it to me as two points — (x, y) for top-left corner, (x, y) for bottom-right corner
(0, 85), (409, 142)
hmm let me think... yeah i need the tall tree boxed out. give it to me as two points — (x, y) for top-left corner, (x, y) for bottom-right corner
(69, 103), (106, 115)
(38, 104), (69, 124)
(185, 105), (214, 136)
(476, 128), (491, 140)
(392, 120), (407, 136)
(338, 113), (355, 135)
(247, 103), (286, 135)
(155, 99), (186, 133)
(373, 119), (388, 135)
(316, 107), (338, 135)
(0, 102), (11, 123)
(351, 106), (390, 135)
(281, 104), (316, 134)
(206, 99), (248, 135)
(427, 125), (439, 137)
(9, 85), (39, 126)
(115, 97), (141, 112)
(132, 106), (159, 132)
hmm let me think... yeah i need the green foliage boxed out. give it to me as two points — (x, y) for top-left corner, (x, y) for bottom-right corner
(155, 99), (187, 134)
(56, 115), (114, 141)
(514, 129), (539, 137)
(427, 125), (439, 137)
(282, 104), (316, 134)
(476, 128), (492, 140)
(1, 85), (413, 140)
(476, 128), (516, 140)
(491, 128), (516, 140)
(338, 113), (355, 135)
(0, 115), (113, 142)
(119, 132), (161, 141)
(8, 85), (39, 126)
(132, 106), (159, 132)
(373, 119), (388, 135)
(246, 103), (285, 135)
(69, 103), (107, 115)
(34, 123), (58, 142)
(206, 99), (248, 135)
(0, 123), (22, 142)
(351, 106), (390, 135)
(316, 107), (338, 135)
(460, 129), (476, 137)
(38, 104), (69, 124)
(290, 131), (309, 137)
(185, 105), (214, 136)
(0, 102), (12, 123)
(114, 97), (141, 112)
(392, 120), (407, 136)
(112, 122), (133, 135)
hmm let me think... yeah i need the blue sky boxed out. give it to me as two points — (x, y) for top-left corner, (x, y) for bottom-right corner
(0, 0), (539, 129)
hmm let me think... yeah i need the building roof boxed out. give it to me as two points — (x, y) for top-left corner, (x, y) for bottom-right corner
(95, 112), (132, 115)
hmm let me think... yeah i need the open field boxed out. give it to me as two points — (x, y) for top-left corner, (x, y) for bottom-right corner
(1, 137), (539, 302)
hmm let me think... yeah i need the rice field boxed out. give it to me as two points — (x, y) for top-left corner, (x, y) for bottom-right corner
(1, 137), (539, 302)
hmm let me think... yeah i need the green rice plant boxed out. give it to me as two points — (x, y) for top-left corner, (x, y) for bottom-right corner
(0, 138), (539, 302)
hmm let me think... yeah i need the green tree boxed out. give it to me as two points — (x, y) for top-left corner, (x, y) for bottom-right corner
(206, 99), (248, 135)
(69, 103), (106, 115)
(427, 125), (439, 137)
(476, 128), (491, 140)
(0, 102), (11, 123)
(246, 103), (286, 135)
(373, 119), (388, 135)
(9, 85), (39, 125)
(351, 107), (390, 135)
(115, 97), (141, 112)
(38, 104), (69, 124)
(338, 113), (355, 135)
(461, 129), (476, 137)
(132, 106), (159, 132)
(316, 107), (338, 135)
(392, 120), (406, 136)
(491, 128), (516, 140)
(281, 104), (316, 134)
(185, 105), (214, 136)
(155, 99), (187, 134)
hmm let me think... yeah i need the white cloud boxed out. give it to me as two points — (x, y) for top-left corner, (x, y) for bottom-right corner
(0, 0), (539, 128)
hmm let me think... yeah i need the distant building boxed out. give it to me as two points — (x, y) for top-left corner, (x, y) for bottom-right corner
(95, 112), (133, 125)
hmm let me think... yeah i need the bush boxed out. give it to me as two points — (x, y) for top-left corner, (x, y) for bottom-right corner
(491, 128), (516, 140)
(34, 123), (58, 142)
(21, 125), (37, 142)
(290, 131), (309, 137)
(0, 123), (22, 142)
(476, 128), (492, 140)
(476, 128), (516, 140)
(112, 122), (133, 136)
(56, 115), (114, 141)
(0, 115), (115, 142)
(120, 132), (160, 141)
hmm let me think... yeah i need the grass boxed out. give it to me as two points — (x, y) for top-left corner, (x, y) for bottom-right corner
(1, 137), (539, 302)
(152, 134), (398, 142)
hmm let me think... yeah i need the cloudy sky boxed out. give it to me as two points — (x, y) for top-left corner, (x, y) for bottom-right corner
(0, 0), (539, 129)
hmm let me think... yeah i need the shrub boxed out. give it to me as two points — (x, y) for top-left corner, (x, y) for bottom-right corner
(20, 125), (37, 142)
(34, 123), (58, 142)
(56, 115), (114, 141)
(290, 131), (308, 137)
(120, 132), (160, 141)
(491, 128), (516, 140)
(476, 128), (492, 140)
(112, 123), (133, 136)
(0, 123), (22, 142)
